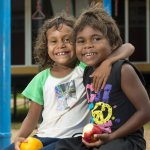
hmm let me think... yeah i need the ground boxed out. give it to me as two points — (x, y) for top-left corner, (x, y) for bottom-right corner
(144, 123), (150, 150)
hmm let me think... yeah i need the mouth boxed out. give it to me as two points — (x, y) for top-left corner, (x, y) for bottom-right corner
(55, 51), (70, 56)
(82, 52), (97, 57)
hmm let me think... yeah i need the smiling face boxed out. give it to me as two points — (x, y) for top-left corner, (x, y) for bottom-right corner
(76, 26), (113, 68)
(47, 24), (76, 67)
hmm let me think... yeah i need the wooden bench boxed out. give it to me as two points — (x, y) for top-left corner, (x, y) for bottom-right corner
(134, 63), (150, 73)
(135, 63), (150, 92)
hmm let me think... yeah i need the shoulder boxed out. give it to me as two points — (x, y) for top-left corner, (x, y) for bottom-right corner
(28, 68), (50, 87)
(121, 61), (146, 86)
(113, 60), (142, 79)
(110, 60), (145, 87)
(109, 60), (128, 83)
(33, 68), (49, 80)
(120, 62), (146, 91)
(121, 63), (135, 75)
(121, 63), (137, 83)
(37, 68), (49, 76)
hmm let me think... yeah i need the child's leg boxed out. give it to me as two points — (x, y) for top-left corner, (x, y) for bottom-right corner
(93, 138), (137, 150)
(40, 141), (58, 150)
(55, 137), (89, 150)
(3, 136), (60, 150)
(34, 135), (59, 147)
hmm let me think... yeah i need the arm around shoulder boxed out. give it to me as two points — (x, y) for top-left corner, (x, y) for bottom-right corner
(107, 43), (135, 64)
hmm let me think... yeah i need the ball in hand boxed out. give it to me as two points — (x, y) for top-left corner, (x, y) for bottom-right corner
(20, 137), (43, 150)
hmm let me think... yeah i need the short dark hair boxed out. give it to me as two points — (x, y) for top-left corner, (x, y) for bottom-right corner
(73, 4), (122, 49)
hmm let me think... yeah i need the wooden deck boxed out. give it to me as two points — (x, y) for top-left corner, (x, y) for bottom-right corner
(134, 63), (150, 73)
(11, 63), (150, 75)
(11, 66), (39, 75)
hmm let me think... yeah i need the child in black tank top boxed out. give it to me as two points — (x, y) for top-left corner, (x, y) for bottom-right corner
(55, 4), (150, 150)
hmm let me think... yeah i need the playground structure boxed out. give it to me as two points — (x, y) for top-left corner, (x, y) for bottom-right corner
(0, 0), (11, 148)
(1, 0), (150, 149)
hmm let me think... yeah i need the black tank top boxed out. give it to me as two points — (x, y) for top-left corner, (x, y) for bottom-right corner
(83, 60), (146, 149)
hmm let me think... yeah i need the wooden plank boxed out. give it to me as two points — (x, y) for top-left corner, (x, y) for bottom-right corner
(11, 64), (150, 75)
(134, 63), (150, 73)
(11, 66), (39, 75)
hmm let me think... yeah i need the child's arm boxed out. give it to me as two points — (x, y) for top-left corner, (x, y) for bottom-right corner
(14, 101), (42, 149)
(109, 64), (150, 139)
(91, 43), (135, 92)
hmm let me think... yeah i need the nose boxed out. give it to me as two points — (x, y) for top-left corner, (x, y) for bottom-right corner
(83, 41), (94, 49)
(57, 40), (66, 48)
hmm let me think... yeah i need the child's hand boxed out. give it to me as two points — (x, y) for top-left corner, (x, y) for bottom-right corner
(82, 135), (103, 148)
(14, 137), (27, 150)
(82, 133), (112, 148)
(90, 59), (112, 92)
(94, 133), (111, 143)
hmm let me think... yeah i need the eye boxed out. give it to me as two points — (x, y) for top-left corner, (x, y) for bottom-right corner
(63, 37), (70, 43)
(76, 38), (84, 44)
(93, 36), (101, 42)
(51, 40), (56, 43)
(48, 40), (57, 45)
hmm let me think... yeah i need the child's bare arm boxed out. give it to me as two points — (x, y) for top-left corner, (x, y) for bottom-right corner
(91, 43), (135, 92)
(107, 43), (134, 62)
(109, 64), (150, 140)
(14, 101), (42, 150)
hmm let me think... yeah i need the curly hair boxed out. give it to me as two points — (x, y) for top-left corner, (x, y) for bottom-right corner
(34, 13), (75, 69)
(73, 3), (122, 50)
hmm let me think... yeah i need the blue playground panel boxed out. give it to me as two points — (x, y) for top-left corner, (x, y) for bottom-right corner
(0, 0), (11, 149)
